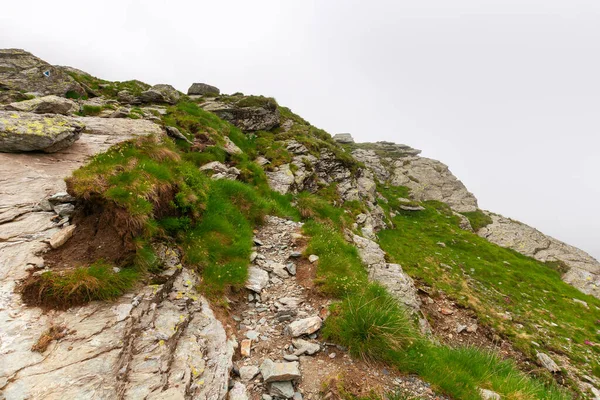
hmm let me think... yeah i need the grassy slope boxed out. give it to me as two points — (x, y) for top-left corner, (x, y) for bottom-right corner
(377, 188), (600, 391)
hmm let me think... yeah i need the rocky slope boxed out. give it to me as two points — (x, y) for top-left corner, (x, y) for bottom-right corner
(0, 49), (598, 399)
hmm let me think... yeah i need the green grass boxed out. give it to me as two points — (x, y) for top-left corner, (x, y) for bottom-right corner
(461, 209), (493, 231)
(21, 260), (138, 309)
(376, 185), (600, 388)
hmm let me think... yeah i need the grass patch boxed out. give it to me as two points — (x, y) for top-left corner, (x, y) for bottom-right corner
(377, 185), (600, 388)
(22, 261), (138, 309)
(461, 209), (493, 231)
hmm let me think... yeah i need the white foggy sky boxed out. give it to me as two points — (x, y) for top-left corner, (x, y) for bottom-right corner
(1, 0), (598, 259)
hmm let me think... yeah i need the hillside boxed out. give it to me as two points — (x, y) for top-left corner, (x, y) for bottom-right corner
(1, 49), (600, 400)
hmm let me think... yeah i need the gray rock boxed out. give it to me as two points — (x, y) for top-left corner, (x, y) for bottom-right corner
(0, 49), (86, 97)
(479, 388), (501, 400)
(287, 316), (322, 337)
(4, 95), (78, 115)
(239, 365), (260, 381)
(246, 330), (260, 341)
(284, 354), (299, 361)
(188, 82), (220, 96)
(308, 255), (319, 263)
(537, 352), (560, 373)
(260, 359), (301, 382)
(285, 263), (296, 276)
(0, 111), (84, 153)
(246, 266), (269, 293)
(48, 224), (76, 249)
(400, 204), (425, 211)
(223, 136), (243, 155)
(53, 203), (75, 217)
(269, 381), (295, 399)
(229, 381), (249, 400)
(139, 84), (180, 105)
(200, 161), (240, 180)
(332, 133), (354, 144)
(201, 97), (280, 131)
(293, 392), (303, 400)
(292, 338), (320, 356)
(165, 126), (192, 144)
(266, 164), (295, 195)
(272, 262), (290, 279)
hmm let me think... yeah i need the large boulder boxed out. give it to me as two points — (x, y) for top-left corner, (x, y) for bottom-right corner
(0, 111), (84, 153)
(332, 133), (355, 144)
(0, 49), (85, 98)
(139, 84), (180, 105)
(4, 95), (78, 115)
(201, 97), (280, 131)
(188, 82), (220, 96)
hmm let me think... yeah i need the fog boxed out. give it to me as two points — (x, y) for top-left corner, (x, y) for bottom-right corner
(2, 0), (598, 258)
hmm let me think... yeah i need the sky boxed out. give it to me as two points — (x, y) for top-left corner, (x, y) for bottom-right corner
(1, 0), (598, 259)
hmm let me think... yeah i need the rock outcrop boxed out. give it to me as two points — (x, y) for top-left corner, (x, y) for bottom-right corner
(479, 214), (600, 297)
(139, 84), (181, 105)
(332, 133), (354, 144)
(0, 49), (85, 97)
(188, 82), (220, 96)
(201, 97), (280, 131)
(0, 111), (84, 153)
(3, 95), (78, 115)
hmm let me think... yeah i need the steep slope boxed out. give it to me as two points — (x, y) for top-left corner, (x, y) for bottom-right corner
(0, 49), (597, 399)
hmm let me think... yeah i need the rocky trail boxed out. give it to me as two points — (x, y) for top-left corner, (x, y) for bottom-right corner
(227, 215), (448, 400)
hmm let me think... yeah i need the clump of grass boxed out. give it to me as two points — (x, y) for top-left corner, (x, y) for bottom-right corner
(79, 104), (104, 116)
(234, 95), (277, 109)
(31, 325), (68, 353)
(461, 209), (493, 231)
(323, 284), (416, 360)
(21, 261), (138, 309)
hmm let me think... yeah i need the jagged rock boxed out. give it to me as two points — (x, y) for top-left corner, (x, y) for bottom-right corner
(537, 352), (560, 373)
(479, 213), (600, 298)
(272, 262), (290, 279)
(188, 82), (220, 96)
(269, 381), (295, 398)
(260, 359), (301, 382)
(0, 49), (85, 97)
(201, 98), (280, 131)
(479, 388), (501, 400)
(239, 365), (260, 381)
(4, 95), (78, 115)
(267, 164), (295, 194)
(332, 133), (354, 144)
(246, 266), (269, 293)
(139, 84), (180, 105)
(200, 161), (240, 180)
(229, 381), (249, 400)
(223, 136), (243, 155)
(117, 89), (140, 105)
(287, 316), (322, 337)
(292, 338), (320, 356)
(48, 225), (76, 249)
(351, 234), (422, 313)
(0, 111), (84, 152)
(165, 126), (192, 143)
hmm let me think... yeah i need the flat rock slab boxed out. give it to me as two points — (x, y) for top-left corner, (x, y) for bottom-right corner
(287, 316), (322, 337)
(246, 266), (269, 293)
(4, 95), (78, 115)
(0, 111), (84, 152)
(260, 359), (301, 383)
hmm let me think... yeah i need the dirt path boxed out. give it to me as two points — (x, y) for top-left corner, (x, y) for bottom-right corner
(229, 216), (449, 400)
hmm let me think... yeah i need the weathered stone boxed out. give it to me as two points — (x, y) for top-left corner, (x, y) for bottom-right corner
(139, 84), (180, 105)
(52, 203), (75, 217)
(269, 381), (295, 398)
(479, 388), (501, 400)
(4, 95), (78, 115)
(332, 133), (354, 144)
(292, 338), (320, 356)
(223, 136), (243, 155)
(239, 365), (259, 381)
(48, 224), (76, 249)
(259, 359), (301, 382)
(200, 161), (240, 180)
(229, 381), (249, 400)
(266, 164), (295, 194)
(73, 115), (163, 137)
(241, 339), (252, 357)
(188, 82), (220, 96)
(245, 266), (269, 293)
(479, 213), (600, 298)
(201, 98), (280, 131)
(308, 255), (319, 263)
(272, 262), (290, 279)
(287, 316), (322, 337)
(0, 111), (84, 152)
(0, 49), (85, 97)
(165, 126), (192, 144)
(537, 352), (560, 373)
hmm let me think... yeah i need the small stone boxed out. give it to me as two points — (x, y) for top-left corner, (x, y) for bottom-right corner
(285, 263), (297, 276)
(262, 396), (273, 400)
(48, 192), (76, 203)
(436, 242), (446, 248)
(284, 354), (299, 361)
(248, 294), (255, 302)
(260, 359), (301, 383)
(293, 392), (303, 400)
(456, 324), (467, 334)
(239, 365), (260, 381)
(466, 323), (478, 333)
(246, 267), (269, 293)
(479, 388), (501, 400)
(246, 330), (259, 341)
(292, 339), (320, 356)
(253, 237), (264, 246)
(289, 252), (302, 258)
(272, 263), (290, 279)
(250, 252), (258, 262)
(308, 255), (319, 263)
(328, 353), (336, 359)
(241, 339), (252, 357)
(537, 352), (560, 373)
(229, 381), (249, 400)
(288, 317), (322, 337)
(440, 308), (454, 315)
(573, 298), (589, 308)
(269, 381), (295, 398)
(52, 203), (75, 217)
(48, 224), (76, 249)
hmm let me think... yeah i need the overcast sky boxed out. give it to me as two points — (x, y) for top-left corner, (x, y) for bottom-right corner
(1, 0), (598, 259)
